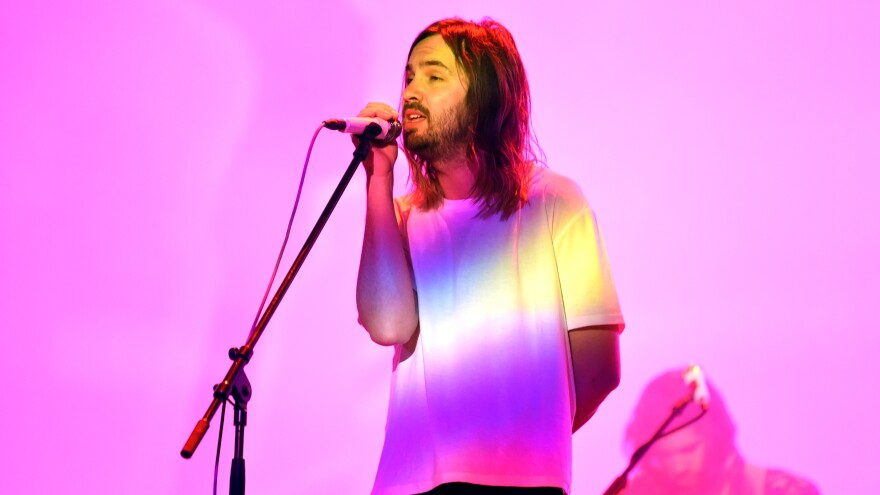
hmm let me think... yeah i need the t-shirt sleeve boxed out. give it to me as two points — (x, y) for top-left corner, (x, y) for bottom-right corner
(549, 178), (625, 332)
(393, 196), (417, 291)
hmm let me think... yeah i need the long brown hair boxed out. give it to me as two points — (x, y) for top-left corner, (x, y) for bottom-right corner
(402, 18), (544, 219)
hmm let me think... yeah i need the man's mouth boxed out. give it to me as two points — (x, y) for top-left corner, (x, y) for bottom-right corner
(403, 104), (429, 125)
(404, 110), (427, 122)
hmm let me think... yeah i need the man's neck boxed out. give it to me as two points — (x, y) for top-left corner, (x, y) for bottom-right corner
(431, 149), (475, 200)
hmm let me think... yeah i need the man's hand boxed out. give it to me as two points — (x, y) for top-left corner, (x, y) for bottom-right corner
(355, 102), (400, 177)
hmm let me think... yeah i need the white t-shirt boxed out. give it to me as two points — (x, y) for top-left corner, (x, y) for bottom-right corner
(371, 168), (624, 495)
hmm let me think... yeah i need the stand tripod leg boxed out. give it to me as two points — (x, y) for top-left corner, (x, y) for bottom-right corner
(230, 403), (247, 495)
(228, 364), (251, 495)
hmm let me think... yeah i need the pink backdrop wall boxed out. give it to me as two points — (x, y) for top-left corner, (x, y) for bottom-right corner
(2, 1), (877, 493)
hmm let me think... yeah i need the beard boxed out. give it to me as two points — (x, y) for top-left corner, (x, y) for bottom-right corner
(403, 100), (470, 162)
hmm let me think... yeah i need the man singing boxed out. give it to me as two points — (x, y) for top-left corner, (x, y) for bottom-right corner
(355, 18), (625, 495)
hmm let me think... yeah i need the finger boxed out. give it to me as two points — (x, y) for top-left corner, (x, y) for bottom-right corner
(361, 102), (398, 121)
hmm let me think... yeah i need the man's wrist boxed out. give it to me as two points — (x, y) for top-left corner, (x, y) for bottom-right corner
(367, 172), (394, 189)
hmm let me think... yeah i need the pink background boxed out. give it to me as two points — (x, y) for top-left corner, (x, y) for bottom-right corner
(1, 1), (877, 493)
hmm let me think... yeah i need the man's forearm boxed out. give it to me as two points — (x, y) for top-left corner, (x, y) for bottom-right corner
(356, 173), (418, 345)
(569, 326), (621, 433)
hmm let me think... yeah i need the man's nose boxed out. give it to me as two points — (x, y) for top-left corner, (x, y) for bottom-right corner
(403, 81), (422, 101)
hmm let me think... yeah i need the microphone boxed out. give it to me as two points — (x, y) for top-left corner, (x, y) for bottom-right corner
(323, 117), (402, 146)
(683, 365), (710, 410)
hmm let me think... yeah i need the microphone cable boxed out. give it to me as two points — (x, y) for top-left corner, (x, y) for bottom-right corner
(211, 122), (326, 495)
(246, 122), (325, 341)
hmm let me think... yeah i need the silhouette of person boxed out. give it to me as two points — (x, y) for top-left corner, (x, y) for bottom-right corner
(620, 368), (820, 495)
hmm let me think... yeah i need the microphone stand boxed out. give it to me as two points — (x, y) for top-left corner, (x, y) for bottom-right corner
(180, 125), (383, 495)
(602, 397), (694, 495)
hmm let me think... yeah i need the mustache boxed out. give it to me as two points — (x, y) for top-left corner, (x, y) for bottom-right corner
(403, 102), (430, 118)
